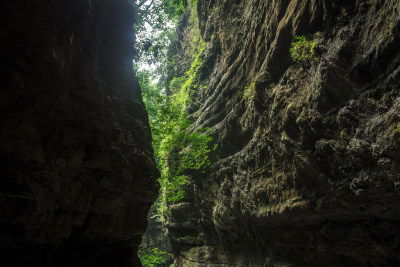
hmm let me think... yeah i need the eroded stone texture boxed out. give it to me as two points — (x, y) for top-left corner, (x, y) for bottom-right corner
(167, 0), (400, 266)
(140, 214), (172, 265)
(0, 0), (159, 266)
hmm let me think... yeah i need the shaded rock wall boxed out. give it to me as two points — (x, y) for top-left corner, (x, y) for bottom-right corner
(0, 0), (159, 266)
(141, 218), (170, 253)
(140, 212), (172, 266)
(167, 0), (400, 266)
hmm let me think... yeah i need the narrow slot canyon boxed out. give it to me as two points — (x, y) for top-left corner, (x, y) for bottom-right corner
(1, 0), (400, 266)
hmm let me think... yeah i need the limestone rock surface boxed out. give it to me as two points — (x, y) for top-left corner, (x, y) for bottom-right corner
(167, 0), (400, 266)
(0, 0), (159, 266)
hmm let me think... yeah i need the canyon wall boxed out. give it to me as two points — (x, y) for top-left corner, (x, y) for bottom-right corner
(167, 0), (400, 266)
(0, 0), (159, 266)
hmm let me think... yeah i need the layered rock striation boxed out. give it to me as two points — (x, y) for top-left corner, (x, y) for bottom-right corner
(167, 0), (400, 266)
(0, 0), (159, 266)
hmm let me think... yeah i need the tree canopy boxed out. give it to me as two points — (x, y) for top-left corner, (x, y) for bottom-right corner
(132, 0), (197, 69)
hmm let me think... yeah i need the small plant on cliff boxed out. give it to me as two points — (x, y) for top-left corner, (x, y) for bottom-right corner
(139, 248), (172, 267)
(241, 82), (255, 100)
(289, 35), (318, 63)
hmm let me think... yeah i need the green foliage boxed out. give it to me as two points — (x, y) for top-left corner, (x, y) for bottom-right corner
(162, 123), (217, 202)
(152, 1), (213, 203)
(135, 0), (215, 226)
(135, 0), (214, 264)
(133, 0), (198, 67)
(148, 195), (164, 222)
(132, 0), (197, 24)
(169, 37), (205, 99)
(162, 0), (191, 18)
(289, 35), (318, 63)
(392, 122), (400, 135)
(139, 248), (172, 267)
(241, 83), (255, 100)
(137, 33), (215, 206)
(158, 43), (213, 202)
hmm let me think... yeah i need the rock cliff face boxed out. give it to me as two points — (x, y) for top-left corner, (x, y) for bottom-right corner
(140, 212), (172, 264)
(0, 0), (159, 266)
(167, 0), (400, 266)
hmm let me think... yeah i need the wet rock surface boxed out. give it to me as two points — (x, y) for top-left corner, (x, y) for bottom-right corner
(168, 0), (400, 266)
(0, 0), (159, 266)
